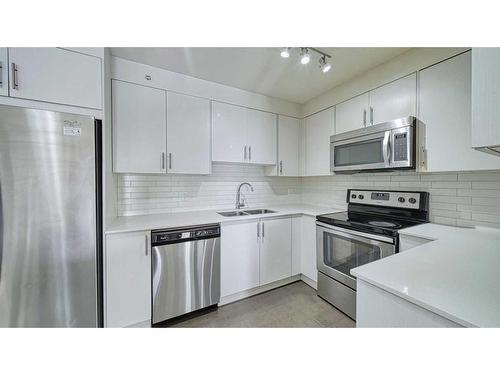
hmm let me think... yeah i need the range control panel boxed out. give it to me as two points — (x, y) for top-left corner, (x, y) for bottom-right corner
(348, 189), (423, 210)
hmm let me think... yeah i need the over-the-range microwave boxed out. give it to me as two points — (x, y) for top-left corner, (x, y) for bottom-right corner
(330, 116), (416, 173)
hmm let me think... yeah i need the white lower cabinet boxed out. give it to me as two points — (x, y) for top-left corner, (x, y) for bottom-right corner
(221, 221), (260, 297)
(259, 218), (292, 285)
(221, 217), (292, 298)
(300, 215), (317, 283)
(105, 231), (151, 328)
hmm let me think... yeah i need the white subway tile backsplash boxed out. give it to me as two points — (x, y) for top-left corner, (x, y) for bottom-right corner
(116, 167), (500, 229)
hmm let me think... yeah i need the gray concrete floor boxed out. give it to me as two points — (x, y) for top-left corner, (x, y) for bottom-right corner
(170, 281), (355, 328)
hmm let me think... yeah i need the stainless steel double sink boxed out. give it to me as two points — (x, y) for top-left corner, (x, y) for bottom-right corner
(217, 209), (276, 217)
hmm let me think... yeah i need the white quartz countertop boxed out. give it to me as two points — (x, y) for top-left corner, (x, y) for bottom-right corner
(105, 203), (345, 234)
(351, 223), (500, 327)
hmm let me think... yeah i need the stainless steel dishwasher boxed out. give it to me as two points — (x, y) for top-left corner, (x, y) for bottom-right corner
(151, 224), (221, 324)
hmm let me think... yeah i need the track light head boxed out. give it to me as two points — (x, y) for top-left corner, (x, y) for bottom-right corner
(300, 48), (310, 65)
(319, 56), (332, 73)
(280, 47), (290, 58)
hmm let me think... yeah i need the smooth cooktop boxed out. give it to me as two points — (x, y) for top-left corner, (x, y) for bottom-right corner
(316, 211), (425, 238)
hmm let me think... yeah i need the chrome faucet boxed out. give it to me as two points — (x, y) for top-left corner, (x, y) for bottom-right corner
(235, 182), (254, 209)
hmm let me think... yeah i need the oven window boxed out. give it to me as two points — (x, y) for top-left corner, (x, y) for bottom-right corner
(334, 138), (384, 167)
(323, 232), (382, 277)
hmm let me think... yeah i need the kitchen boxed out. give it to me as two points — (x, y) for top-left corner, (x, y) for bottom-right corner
(1, 4), (500, 370)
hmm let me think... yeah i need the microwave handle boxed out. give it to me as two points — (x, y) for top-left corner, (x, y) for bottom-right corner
(383, 131), (391, 167)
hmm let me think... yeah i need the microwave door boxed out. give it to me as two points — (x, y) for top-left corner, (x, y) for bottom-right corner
(332, 131), (389, 172)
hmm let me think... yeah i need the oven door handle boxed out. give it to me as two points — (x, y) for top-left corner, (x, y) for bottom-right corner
(316, 222), (394, 245)
(383, 130), (391, 167)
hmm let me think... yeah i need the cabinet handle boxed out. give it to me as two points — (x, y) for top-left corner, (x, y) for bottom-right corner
(370, 107), (374, 125)
(11, 63), (18, 90)
(244, 145), (247, 161)
(249, 146), (252, 161)
(145, 234), (149, 256)
(363, 109), (366, 126)
(257, 222), (260, 240)
(0, 61), (3, 87)
(161, 152), (165, 169)
(168, 153), (172, 169)
(262, 222), (265, 238)
(279, 160), (283, 175)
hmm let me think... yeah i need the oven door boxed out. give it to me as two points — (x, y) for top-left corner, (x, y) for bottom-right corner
(331, 130), (390, 172)
(316, 223), (395, 290)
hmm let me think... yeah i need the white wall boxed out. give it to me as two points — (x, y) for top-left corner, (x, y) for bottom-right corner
(302, 47), (468, 117)
(111, 56), (302, 118)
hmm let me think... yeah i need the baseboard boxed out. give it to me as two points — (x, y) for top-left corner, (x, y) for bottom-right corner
(220, 274), (301, 306)
(300, 274), (318, 290)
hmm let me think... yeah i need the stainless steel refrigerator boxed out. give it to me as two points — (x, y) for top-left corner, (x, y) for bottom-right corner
(0, 105), (102, 327)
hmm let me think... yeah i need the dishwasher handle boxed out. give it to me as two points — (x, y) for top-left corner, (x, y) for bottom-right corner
(151, 224), (220, 246)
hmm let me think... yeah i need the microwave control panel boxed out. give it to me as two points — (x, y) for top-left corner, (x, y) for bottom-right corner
(393, 132), (408, 161)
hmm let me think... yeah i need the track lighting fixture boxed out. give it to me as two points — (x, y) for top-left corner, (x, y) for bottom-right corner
(300, 48), (310, 65)
(280, 47), (332, 73)
(319, 56), (331, 73)
(280, 47), (290, 58)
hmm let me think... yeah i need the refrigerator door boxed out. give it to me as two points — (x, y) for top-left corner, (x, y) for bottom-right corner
(0, 105), (98, 327)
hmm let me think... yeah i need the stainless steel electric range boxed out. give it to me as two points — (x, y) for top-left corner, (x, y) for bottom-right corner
(316, 189), (430, 320)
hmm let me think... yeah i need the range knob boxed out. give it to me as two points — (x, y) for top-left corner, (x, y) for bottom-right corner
(358, 194), (364, 200)
(398, 197), (406, 203)
(351, 194), (357, 199)
(409, 197), (417, 204)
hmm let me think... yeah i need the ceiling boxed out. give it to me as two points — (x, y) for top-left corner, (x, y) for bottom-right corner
(110, 47), (411, 104)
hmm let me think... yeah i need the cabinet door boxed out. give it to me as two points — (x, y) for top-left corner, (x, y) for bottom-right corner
(112, 80), (167, 174)
(335, 93), (369, 133)
(221, 221), (260, 297)
(369, 73), (416, 125)
(8, 48), (102, 109)
(419, 51), (500, 171)
(212, 101), (247, 163)
(304, 107), (335, 176)
(105, 232), (151, 328)
(0, 48), (7, 97)
(246, 108), (277, 165)
(472, 48), (500, 149)
(260, 218), (292, 285)
(300, 215), (317, 282)
(277, 115), (300, 176)
(167, 92), (211, 174)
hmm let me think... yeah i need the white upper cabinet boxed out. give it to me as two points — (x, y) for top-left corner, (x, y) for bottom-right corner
(8, 48), (102, 109)
(472, 48), (500, 153)
(335, 93), (369, 134)
(105, 232), (151, 328)
(304, 107), (335, 176)
(419, 51), (500, 171)
(0, 48), (7, 97)
(221, 221), (260, 297)
(212, 101), (277, 165)
(276, 115), (300, 176)
(166, 92), (211, 174)
(259, 218), (292, 285)
(246, 108), (277, 165)
(112, 80), (167, 174)
(212, 101), (247, 163)
(369, 73), (416, 125)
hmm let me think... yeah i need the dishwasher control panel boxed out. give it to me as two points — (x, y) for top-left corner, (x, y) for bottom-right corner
(152, 224), (220, 246)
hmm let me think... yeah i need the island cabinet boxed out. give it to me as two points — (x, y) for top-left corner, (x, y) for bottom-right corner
(104, 231), (152, 328)
(220, 217), (292, 300)
(356, 280), (462, 328)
